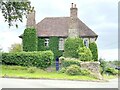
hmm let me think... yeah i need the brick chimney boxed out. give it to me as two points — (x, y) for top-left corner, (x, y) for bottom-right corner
(26, 9), (36, 28)
(70, 3), (78, 18)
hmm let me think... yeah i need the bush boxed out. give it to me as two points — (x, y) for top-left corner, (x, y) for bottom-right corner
(78, 47), (92, 61)
(105, 67), (118, 75)
(28, 67), (37, 73)
(62, 58), (81, 67)
(59, 68), (66, 73)
(64, 38), (84, 58)
(89, 42), (98, 61)
(80, 69), (91, 75)
(2, 51), (54, 69)
(66, 65), (80, 75)
(23, 28), (38, 51)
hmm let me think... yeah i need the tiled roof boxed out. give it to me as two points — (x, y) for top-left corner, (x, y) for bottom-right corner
(36, 17), (98, 38)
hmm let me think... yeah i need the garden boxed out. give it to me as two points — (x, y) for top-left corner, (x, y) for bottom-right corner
(0, 28), (118, 81)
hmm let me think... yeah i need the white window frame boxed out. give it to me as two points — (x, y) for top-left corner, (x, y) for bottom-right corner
(83, 38), (89, 48)
(59, 38), (64, 50)
(44, 38), (49, 47)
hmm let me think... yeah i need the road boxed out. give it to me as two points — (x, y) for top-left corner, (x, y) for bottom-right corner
(0, 78), (118, 88)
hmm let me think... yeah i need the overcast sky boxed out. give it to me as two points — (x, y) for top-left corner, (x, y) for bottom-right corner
(0, 0), (118, 61)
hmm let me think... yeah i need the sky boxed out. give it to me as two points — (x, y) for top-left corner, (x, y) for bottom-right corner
(0, 0), (118, 61)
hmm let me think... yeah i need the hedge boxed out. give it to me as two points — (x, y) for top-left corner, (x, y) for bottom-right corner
(2, 51), (54, 69)
(23, 28), (38, 51)
(64, 38), (84, 58)
(78, 47), (92, 61)
(89, 42), (98, 61)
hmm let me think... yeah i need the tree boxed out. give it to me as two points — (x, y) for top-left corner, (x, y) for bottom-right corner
(9, 43), (22, 52)
(0, 0), (33, 27)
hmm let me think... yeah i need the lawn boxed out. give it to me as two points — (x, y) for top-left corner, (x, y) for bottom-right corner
(0, 65), (117, 81)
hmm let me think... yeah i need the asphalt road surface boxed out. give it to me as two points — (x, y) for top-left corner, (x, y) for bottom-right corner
(0, 78), (118, 88)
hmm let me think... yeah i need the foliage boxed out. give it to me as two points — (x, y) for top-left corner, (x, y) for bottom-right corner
(0, 0), (33, 27)
(99, 58), (108, 75)
(62, 58), (81, 67)
(89, 42), (98, 61)
(105, 67), (118, 75)
(66, 65), (81, 75)
(2, 51), (54, 69)
(38, 38), (45, 51)
(59, 68), (66, 73)
(78, 47), (92, 61)
(23, 28), (38, 51)
(49, 37), (63, 58)
(9, 43), (22, 53)
(79, 69), (91, 75)
(64, 38), (84, 58)
(27, 67), (37, 73)
(38, 37), (63, 59)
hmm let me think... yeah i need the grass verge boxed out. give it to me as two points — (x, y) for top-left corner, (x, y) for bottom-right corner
(0, 65), (117, 81)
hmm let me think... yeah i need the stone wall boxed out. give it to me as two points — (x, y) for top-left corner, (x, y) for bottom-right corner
(80, 62), (103, 80)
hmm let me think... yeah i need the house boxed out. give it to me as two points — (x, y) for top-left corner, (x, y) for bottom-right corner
(23, 3), (98, 51)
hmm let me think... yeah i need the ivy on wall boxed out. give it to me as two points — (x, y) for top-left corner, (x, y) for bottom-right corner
(23, 28), (38, 51)
(38, 37), (63, 59)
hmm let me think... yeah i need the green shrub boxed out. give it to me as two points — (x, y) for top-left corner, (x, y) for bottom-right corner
(2, 51), (54, 69)
(80, 69), (91, 75)
(66, 65), (80, 75)
(62, 58), (81, 67)
(89, 42), (98, 61)
(23, 28), (38, 51)
(64, 38), (84, 58)
(28, 67), (37, 73)
(78, 47), (92, 61)
(105, 67), (118, 75)
(59, 68), (66, 73)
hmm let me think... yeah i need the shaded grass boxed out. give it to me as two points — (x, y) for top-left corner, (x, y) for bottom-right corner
(0, 65), (97, 81)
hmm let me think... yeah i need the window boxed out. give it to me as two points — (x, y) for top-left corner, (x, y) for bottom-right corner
(59, 38), (64, 50)
(44, 38), (49, 47)
(84, 39), (89, 48)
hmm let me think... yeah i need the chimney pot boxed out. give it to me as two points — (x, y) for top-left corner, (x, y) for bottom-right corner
(71, 3), (73, 8)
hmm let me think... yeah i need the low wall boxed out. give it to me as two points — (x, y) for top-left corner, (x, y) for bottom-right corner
(80, 62), (103, 80)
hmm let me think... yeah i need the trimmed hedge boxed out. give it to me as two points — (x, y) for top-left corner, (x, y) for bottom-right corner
(62, 59), (81, 67)
(23, 28), (38, 51)
(78, 47), (92, 61)
(64, 38), (84, 58)
(2, 51), (54, 69)
(89, 42), (98, 61)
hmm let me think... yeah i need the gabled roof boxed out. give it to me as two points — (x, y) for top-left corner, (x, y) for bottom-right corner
(36, 17), (98, 38)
